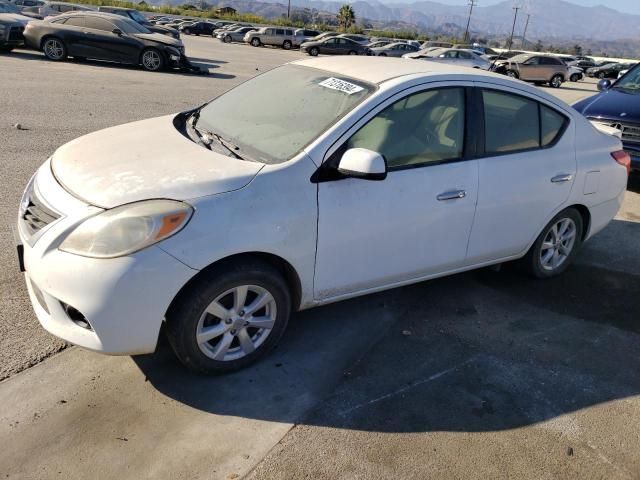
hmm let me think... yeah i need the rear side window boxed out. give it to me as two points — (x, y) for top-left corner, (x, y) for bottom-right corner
(275, 29), (284, 35)
(482, 90), (568, 154)
(84, 17), (115, 31)
(63, 16), (85, 27)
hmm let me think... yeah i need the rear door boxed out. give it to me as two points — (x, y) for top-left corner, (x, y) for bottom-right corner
(82, 17), (139, 62)
(55, 16), (88, 57)
(466, 85), (576, 263)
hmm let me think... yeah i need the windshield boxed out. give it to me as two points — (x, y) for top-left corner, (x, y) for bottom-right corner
(613, 65), (640, 91)
(0, 3), (20, 12)
(195, 65), (375, 164)
(117, 17), (151, 34)
(128, 10), (148, 23)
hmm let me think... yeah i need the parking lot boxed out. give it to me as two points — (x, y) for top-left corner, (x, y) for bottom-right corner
(1, 35), (640, 479)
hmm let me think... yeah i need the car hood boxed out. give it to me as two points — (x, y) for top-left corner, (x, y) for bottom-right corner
(133, 32), (182, 47)
(573, 88), (640, 124)
(0, 13), (32, 24)
(50, 115), (264, 208)
(147, 24), (177, 34)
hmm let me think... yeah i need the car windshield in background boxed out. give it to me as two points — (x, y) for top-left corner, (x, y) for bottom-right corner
(117, 17), (151, 34)
(613, 65), (640, 92)
(195, 65), (375, 164)
(129, 10), (149, 23)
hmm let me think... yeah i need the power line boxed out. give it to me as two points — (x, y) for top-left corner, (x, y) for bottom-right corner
(463, 0), (478, 43)
(507, 6), (520, 52)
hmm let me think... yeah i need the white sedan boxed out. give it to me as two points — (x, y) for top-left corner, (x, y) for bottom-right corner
(17, 58), (629, 373)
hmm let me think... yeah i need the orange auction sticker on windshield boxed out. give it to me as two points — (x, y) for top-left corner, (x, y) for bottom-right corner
(319, 77), (364, 95)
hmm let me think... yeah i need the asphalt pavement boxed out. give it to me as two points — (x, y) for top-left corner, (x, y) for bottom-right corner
(1, 37), (639, 479)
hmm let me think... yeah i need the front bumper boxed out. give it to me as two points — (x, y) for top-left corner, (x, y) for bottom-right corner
(18, 160), (196, 355)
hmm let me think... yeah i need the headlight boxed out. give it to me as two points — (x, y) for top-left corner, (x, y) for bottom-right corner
(60, 200), (193, 258)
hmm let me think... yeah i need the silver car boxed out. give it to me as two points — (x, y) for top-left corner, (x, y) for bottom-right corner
(403, 48), (490, 70)
(370, 41), (419, 58)
(219, 26), (256, 43)
(244, 26), (297, 50)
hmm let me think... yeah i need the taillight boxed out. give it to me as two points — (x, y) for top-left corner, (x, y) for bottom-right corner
(611, 150), (631, 175)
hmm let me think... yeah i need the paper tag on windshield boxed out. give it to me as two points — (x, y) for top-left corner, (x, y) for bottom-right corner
(319, 77), (364, 95)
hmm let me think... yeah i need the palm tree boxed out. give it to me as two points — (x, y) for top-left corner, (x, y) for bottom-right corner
(337, 4), (355, 31)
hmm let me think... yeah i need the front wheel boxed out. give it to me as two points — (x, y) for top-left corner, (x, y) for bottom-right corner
(42, 37), (67, 61)
(549, 74), (563, 88)
(140, 48), (164, 72)
(309, 46), (319, 56)
(250, 38), (261, 47)
(282, 40), (292, 50)
(520, 208), (583, 279)
(570, 73), (581, 82)
(223, 35), (232, 43)
(166, 260), (291, 373)
(598, 72), (605, 79)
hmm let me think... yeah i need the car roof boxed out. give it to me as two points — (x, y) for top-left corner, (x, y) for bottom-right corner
(51, 11), (125, 21)
(292, 56), (500, 85)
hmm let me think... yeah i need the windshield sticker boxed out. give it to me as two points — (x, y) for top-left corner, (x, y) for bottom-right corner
(319, 77), (364, 95)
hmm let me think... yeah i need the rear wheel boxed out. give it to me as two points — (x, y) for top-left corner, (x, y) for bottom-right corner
(166, 260), (292, 374)
(251, 38), (261, 47)
(309, 46), (319, 56)
(570, 73), (581, 82)
(282, 40), (292, 50)
(348, 50), (357, 55)
(549, 74), (563, 88)
(140, 48), (164, 72)
(42, 37), (67, 61)
(597, 72), (605, 79)
(223, 35), (231, 43)
(506, 69), (519, 79)
(520, 208), (583, 279)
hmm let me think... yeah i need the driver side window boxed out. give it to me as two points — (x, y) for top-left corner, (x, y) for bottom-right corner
(345, 88), (466, 170)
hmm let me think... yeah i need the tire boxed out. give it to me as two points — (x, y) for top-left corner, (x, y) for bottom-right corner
(570, 73), (581, 82)
(223, 35), (231, 43)
(520, 208), (583, 279)
(597, 72), (605, 79)
(166, 260), (292, 374)
(378, 52), (387, 57)
(184, 28), (191, 35)
(282, 40), (292, 50)
(251, 38), (261, 47)
(0, 45), (13, 53)
(549, 74), (563, 88)
(140, 48), (164, 72)
(42, 37), (67, 61)
(309, 46), (319, 56)
(506, 69), (519, 79)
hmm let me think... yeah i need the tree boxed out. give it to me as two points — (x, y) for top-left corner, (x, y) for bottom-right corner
(534, 39), (543, 52)
(337, 4), (355, 31)
(572, 44), (582, 56)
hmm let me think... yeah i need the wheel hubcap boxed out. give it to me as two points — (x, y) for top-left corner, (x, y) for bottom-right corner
(142, 50), (161, 70)
(196, 285), (277, 361)
(540, 218), (576, 271)
(45, 40), (63, 59)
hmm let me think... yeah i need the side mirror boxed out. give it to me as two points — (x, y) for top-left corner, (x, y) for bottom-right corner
(597, 79), (612, 91)
(338, 148), (387, 181)
(112, 28), (122, 36)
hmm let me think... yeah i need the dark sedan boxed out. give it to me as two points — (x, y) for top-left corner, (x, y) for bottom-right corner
(23, 12), (188, 71)
(574, 64), (640, 172)
(180, 21), (214, 36)
(587, 62), (630, 79)
(300, 36), (370, 56)
(97, 7), (180, 39)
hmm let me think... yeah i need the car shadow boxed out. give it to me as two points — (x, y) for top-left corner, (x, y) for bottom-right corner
(557, 83), (599, 92)
(188, 56), (228, 64)
(628, 173), (640, 193)
(133, 219), (640, 434)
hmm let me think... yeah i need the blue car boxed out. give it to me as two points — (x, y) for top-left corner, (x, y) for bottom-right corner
(573, 65), (640, 173)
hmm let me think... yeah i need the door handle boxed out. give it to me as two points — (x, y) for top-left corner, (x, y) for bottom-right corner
(551, 174), (573, 183)
(437, 190), (466, 201)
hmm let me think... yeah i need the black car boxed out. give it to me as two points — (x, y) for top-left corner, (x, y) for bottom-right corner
(97, 7), (179, 39)
(300, 37), (370, 56)
(587, 62), (630, 79)
(180, 21), (214, 36)
(23, 12), (188, 71)
(573, 64), (640, 173)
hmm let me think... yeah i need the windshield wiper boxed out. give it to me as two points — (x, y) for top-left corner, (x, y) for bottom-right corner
(188, 109), (252, 161)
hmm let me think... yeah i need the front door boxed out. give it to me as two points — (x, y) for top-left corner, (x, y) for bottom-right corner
(466, 85), (576, 263)
(314, 84), (479, 300)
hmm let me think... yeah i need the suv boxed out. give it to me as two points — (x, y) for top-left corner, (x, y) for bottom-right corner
(244, 26), (296, 49)
(0, 11), (29, 51)
(97, 6), (179, 39)
(493, 54), (568, 88)
(293, 28), (319, 45)
(179, 21), (214, 36)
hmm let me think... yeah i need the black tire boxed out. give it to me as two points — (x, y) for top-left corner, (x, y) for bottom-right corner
(140, 47), (165, 72)
(506, 69), (519, 79)
(549, 74), (563, 88)
(166, 260), (292, 374)
(520, 208), (583, 279)
(309, 46), (319, 56)
(282, 40), (292, 50)
(570, 73), (581, 82)
(42, 36), (67, 61)
(378, 52), (387, 57)
(251, 38), (261, 47)
(348, 50), (357, 55)
(598, 72), (605, 79)
(223, 35), (231, 43)
(184, 28), (191, 35)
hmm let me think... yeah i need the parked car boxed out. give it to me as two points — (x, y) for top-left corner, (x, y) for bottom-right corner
(17, 57), (628, 373)
(487, 50), (524, 61)
(38, 1), (94, 17)
(453, 43), (497, 55)
(179, 21), (214, 36)
(370, 41), (419, 57)
(336, 33), (369, 45)
(244, 26), (296, 49)
(568, 65), (584, 82)
(300, 36), (370, 56)
(366, 40), (391, 49)
(587, 62), (631, 79)
(8, 0), (43, 17)
(97, 7), (179, 39)
(573, 63), (640, 172)
(294, 28), (319, 45)
(492, 54), (568, 88)
(23, 12), (187, 71)
(404, 47), (490, 70)
(421, 40), (452, 49)
(618, 68), (630, 79)
(1, 0), (40, 17)
(571, 59), (596, 70)
(0, 11), (29, 51)
(310, 31), (338, 42)
(219, 25), (255, 43)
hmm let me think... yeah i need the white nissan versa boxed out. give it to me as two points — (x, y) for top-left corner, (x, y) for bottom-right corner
(17, 57), (629, 373)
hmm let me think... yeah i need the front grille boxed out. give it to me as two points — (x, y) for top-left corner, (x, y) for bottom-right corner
(8, 26), (24, 42)
(589, 118), (640, 145)
(21, 185), (60, 237)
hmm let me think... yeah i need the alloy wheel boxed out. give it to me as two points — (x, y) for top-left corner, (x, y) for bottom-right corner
(539, 218), (577, 271)
(142, 49), (161, 71)
(44, 39), (64, 60)
(196, 285), (277, 361)
(551, 75), (562, 88)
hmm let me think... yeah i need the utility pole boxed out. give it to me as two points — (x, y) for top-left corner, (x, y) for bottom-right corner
(463, 0), (478, 43)
(521, 13), (530, 49)
(287, 0), (291, 18)
(507, 6), (520, 51)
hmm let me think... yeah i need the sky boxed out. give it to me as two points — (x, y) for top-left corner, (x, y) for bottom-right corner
(379, 0), (640, 15)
